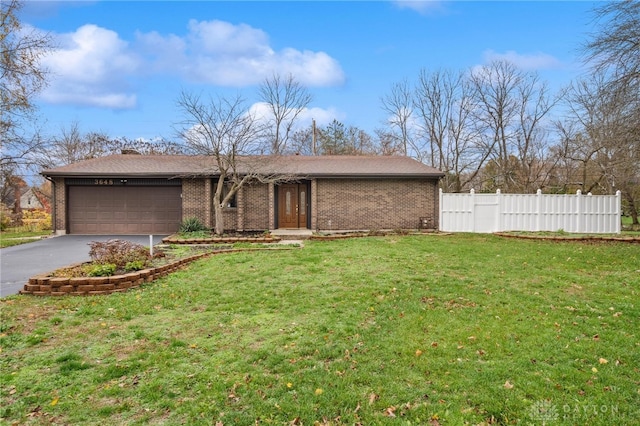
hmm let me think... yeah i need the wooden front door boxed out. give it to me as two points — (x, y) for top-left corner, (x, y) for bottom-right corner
(278, 184), (308, 228)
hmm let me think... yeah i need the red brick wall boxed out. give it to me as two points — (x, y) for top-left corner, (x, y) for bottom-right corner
(242, 182), (270, 230)
(181, 178), (235, 230)
(53, 176), (440, 234)
(315, 178), (439, 231)
(53, 178), (66, 233)
(182, 179), (208, 225)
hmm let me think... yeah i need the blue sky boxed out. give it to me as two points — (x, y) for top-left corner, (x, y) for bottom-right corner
(23, 0), (599, 142)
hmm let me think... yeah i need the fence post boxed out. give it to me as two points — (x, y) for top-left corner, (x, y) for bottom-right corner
(496, 189), (502, 232)
(616, 190), (621, 234)
(576, 190), (582, 233)
(470, 188), (475, 232)
(439, 188), (443, 232)
(535, 189), (541, 232)
(587, 192), (594, 233)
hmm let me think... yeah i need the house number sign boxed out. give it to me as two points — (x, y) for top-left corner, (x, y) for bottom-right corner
(94, 179), (115, 185)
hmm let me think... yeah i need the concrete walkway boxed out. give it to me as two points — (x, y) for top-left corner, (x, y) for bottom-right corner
(1, 235), (167, 297)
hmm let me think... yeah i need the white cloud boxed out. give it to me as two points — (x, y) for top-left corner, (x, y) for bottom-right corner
(38, 19), (345, 109)
(137, 19), (345, 87)
(41, 24), (139, 109)
(393, 0), (445, 15)
(297, 106), (344, 128)
(187, 19), (271, 57)
(249, 102), (343, 132)
(482, 49), (562, 71)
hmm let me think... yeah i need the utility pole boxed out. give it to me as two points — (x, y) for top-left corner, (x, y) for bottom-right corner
(312, 119), (317, 155)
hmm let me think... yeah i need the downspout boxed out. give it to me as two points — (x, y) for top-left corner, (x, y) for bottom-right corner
(43, 175), (56, 235)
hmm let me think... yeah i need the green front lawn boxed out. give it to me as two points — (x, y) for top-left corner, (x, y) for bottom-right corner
(0, 229), (51, 248)
(1, 234), (638, 425)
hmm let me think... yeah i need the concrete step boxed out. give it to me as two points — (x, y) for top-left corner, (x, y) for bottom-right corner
(271, 229), (313, 240)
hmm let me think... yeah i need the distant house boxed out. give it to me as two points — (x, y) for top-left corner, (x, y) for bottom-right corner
(41, 154), (444, 235)
(19, 187), (51, 213)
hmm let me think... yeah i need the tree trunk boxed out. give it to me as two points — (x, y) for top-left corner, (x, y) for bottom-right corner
(623, 191), (639, 226)
(214, 204), (225, 235)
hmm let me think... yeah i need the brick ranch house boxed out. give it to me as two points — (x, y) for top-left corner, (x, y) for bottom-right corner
(41, 154), (444, 235)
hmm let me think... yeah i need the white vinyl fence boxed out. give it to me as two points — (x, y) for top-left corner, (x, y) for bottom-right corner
(439, 189), (622, 234)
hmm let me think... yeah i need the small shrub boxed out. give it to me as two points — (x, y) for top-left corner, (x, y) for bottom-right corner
(88, 263), (117, 277)
(0, 204), (12, 231)
(124, 260), (147, 272)
(21, 209), (52, 231)
(88, 239), (150, 269)
(180, 217), (208, 233)
(50, 264), (92, 278)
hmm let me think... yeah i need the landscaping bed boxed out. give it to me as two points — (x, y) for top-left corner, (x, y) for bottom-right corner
(162, 232), (280, 244)
(310, 229), (442, 240)
(20, 245), (234, 296)
(19, 239), (299, 297)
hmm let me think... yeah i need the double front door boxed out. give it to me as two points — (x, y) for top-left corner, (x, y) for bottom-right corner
(278, 183), (308, 228)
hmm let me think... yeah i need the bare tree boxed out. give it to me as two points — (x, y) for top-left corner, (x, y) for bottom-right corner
(1, 0), (53, 170)
(412, 68), (487, 192)
(513, 73), (562, 192)
(468, 61), (520, 190)
(314, 120), (376, 155)
(258, 73), (313, 154)
(579, 0), (640, 225)
(583, 0), (640, 93)
(287, 127), (315, 156)
(175, 91), (293, 234)
(470, 60), (557, 192)
(33, 122), (188, 169)
(0, 163), (25, 212)
(555, 75), (609, 194)
(557, 72), (640, 224)
(374, 128), (404, 156)
(380, 79), (414, 156)
(36, 122), (109, 168)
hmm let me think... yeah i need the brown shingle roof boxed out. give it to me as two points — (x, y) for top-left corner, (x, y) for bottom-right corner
(41, 154), (444, 178)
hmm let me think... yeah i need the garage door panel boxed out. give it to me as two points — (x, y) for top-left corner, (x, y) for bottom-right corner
(69, 186), (182, 234)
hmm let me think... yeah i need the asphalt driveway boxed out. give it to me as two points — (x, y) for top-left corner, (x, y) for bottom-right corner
(0, 235), (168, 298)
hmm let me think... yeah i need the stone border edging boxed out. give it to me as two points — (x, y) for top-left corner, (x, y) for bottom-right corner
(495, 232), (640, 243)
(310, 233), (368, 240)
